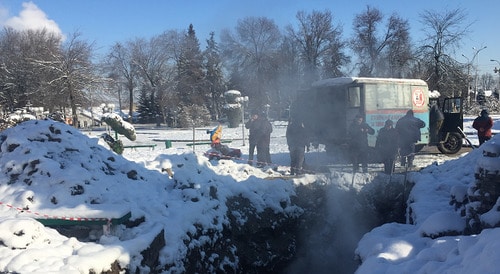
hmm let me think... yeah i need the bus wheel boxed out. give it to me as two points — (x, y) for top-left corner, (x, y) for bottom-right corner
(437, 132), (462, 154)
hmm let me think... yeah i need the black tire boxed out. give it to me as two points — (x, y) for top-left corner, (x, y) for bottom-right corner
(437, 132), (462, 154)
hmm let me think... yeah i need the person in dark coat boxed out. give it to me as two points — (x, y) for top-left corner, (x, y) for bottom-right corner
(348, 114), (375, 173)
(247, 110), (273, 167)
(245, 111), (259, 165)
(395, 109), (426, 167)
(286, 117), (309, 175)
(375, 119), (399, 174)
(472, 109), (494, 146)
(429, 103), (444, 143)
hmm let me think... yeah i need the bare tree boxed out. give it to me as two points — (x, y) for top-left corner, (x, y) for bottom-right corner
(351, 6), (412, 77)
(0, 28), (61, 112)
(286, 10), (348, 84)
(105, 41), (139, 122)
(220, 17), (281, 110)
(58, 33), (95, 127)
(32, 32), (96, 127)
(384, 14), (413, 77)
(419, 8), (472, 96)
(155, 30), (183, 125)
(479, 73), (495, 91)
(273, 35), (302, 118)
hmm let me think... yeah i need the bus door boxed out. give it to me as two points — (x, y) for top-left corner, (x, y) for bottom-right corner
(346, 85), (362, 127)
(441, 97), (463, 133)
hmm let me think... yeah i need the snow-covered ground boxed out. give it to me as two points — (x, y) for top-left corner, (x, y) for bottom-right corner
(0, 115), (498, 273)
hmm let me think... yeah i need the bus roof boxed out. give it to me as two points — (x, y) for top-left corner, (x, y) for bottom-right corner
(311, 77), (428, 88)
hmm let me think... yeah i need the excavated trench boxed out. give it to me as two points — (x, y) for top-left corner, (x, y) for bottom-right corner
(59, 172), (413, 273)
(283, 173), (412, 274)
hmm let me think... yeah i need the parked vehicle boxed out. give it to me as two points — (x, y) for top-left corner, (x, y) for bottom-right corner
(290, 77), (463, 158)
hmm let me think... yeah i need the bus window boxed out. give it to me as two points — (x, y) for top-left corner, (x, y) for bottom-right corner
(452, 98), (461, 113)
(443, 98), (461, 113)
(348, 87), (361, 107)
(366, 83), (412, 110)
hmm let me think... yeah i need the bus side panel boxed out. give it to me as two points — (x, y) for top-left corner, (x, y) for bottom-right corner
(365, 111), (407, 147)
(315, 87), (347, 147)
(411, 85), (430, 146)
(364, 84), (430, 147)
(291, 88), (347, 148)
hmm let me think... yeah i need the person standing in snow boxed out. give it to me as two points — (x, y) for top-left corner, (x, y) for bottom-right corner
(258, 112), (273, 167)
(375, 119), (399, 174)
(348, 114), (375, 173)
(396, 109), (425, 168)
(246, 110), (273, 167)
(245, 111), (259, 165)
(429, 102), (444, 143)
(472, 109), (494, 146)
(286, 116), (309, 175)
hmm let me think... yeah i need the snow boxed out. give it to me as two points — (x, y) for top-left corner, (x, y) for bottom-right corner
(0, 115), (499, 273)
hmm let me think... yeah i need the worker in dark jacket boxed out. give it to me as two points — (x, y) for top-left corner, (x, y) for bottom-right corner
(348, 114), (375, 173)
(429, 103), (445, 143)
(286, 117), (309, 175)
(472, 109), (494, 146)
(396, 110), (426, 167)
(245, 111), (259, 165)
(247, 110), (273, 167)
(375, 119), (399, 174)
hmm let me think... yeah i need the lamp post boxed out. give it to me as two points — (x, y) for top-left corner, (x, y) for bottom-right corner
(235, 96), (249, 146)
(472, 46), (487, 102)
(491, 59), (500, 99)
(491, 59), (500, 72)
(462, 54), (471, 105)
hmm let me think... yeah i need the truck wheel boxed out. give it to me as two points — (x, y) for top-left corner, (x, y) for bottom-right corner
(437, 132), (462, 154)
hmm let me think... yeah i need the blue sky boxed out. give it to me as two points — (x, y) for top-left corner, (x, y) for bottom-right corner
(0, 0), (499, 74)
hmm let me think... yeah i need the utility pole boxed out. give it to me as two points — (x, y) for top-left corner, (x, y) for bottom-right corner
(472, 46), (487, 102)
(235, 95), (249, 146)
(491, 59), (500, 100)
(462, 54), (471, 105)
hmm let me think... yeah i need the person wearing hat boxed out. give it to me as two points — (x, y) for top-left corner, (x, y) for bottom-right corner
(348, 114), (375, 173)
(376, 119), (399, 174)
(473, 109), (493, 146)
(395, 109), (426, 168)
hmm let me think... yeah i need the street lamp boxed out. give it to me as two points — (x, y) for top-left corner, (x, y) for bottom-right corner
(491, 59), (500, 72)
(472, 46), (487, 102)
(462, 54), (472, 104)
(491, 59), (500, 99)
(235, 95), (249, 146)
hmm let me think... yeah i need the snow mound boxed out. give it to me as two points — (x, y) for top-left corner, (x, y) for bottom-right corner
(0, 119), (307, 273)
(418, 211), (465, 238)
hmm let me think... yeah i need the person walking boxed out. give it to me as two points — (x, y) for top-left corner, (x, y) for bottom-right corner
(375, 119), (399, 174)
(286, 117), (309, 175)
(472, 109), (494, 146)
(348, 114), (375, 173)
(395, 109), (426, 168)
(245, 111), (259, 165)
